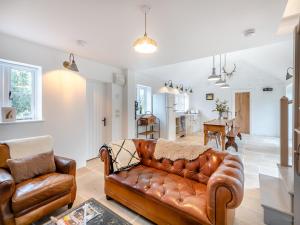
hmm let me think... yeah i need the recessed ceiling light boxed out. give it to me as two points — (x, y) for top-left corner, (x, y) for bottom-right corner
(76, 40), (87, 47)
(243, 28), (256, 37)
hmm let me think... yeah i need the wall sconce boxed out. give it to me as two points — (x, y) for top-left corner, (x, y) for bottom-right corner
(176, 84), (184, 93)
(185, 87), (193, 94)
(63, 53), (79, 72)
(286, 67), (293, 80)
(158, 80), (179, 95)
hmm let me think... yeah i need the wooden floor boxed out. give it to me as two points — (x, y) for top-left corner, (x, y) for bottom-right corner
(74, 133), (284, 225)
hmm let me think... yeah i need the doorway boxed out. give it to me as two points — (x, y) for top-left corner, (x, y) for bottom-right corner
(86, 80), (107, 160)
(235, 92), (250, 134)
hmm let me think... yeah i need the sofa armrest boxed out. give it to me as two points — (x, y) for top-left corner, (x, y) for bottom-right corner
(206, 154), (244, 224)
(54, 156), (76, 176)
(99, 146), (113, 176)
(0, 168), (15, 225)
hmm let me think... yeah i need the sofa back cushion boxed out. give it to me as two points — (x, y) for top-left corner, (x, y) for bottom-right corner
(7, 151), (56, 183)
(0, 144), (10, 169)
(133, 139), (226, 184)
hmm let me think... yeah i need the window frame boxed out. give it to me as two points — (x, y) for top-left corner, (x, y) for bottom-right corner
(0, 59), (42, 122)
(136, 84), (152, 115)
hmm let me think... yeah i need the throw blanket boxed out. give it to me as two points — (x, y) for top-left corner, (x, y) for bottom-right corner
(154, 138), (210, 161)
(3, 135), (54, 159)
(108, 139), (140, 172)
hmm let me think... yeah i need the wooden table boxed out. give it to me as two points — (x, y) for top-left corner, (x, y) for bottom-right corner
(203, 119), (234, 150)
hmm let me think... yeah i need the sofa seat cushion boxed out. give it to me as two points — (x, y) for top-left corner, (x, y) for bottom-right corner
(108, 165), (211, 225)
(12, 172), (73, 214)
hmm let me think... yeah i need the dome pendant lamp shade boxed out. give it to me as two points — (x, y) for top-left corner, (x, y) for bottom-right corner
(133, 6), (158, 54)
(208, 56), (219, 81)
(63, 53), (79, 72)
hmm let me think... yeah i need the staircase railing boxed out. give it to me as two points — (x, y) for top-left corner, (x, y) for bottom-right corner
(280, 96), (293, 167)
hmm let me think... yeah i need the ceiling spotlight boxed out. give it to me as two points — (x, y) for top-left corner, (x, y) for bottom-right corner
(63, 53), (79, 72)
(286, 67), (294, 80)
(243, 28), (256, 37)
(133, 5), (158, 54)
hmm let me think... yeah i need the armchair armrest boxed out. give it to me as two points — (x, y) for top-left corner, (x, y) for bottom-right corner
(0, 168), (15, 225)
(206, 154), (244, 225)
(54, 156), (76, 176)
(99, 146), (113, 176)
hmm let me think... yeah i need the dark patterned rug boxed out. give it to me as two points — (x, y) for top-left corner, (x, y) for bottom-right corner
(34, 198), (132, 225)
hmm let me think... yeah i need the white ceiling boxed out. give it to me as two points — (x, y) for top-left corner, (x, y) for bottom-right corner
(0, 0), (290, 70)
(138, 40), (293, 89)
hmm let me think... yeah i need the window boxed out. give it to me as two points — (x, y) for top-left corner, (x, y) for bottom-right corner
(136, 85), (152, 115)
(175, 94), (189, 112)
(0, 59), (42, 121)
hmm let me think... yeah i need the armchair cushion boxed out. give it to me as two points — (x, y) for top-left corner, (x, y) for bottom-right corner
(7, 151), (56, 183)
(12, 172), (73, 214)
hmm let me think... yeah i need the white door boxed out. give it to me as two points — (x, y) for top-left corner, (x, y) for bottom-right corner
(87, 80), (107, 160)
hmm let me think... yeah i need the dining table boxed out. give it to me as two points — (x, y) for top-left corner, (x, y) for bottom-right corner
(203, 118), (234, 150)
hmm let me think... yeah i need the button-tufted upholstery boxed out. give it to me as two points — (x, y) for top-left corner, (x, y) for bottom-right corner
(100, 139), (244, 225)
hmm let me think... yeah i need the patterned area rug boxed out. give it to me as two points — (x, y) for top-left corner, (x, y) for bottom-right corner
(34, 198), (131, 225)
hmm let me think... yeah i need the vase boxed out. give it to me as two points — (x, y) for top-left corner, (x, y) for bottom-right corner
(218, 111), (222, 119)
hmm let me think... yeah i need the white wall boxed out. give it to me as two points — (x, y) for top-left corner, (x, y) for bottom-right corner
(123, 69), (136, 139)
(136, 41), (293, 137)
(189, 83), (285, 137)
(0, 33), (122, 168)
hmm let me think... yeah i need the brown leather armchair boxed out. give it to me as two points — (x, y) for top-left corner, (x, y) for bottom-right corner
(100, 139), (244, 225)
(0, 144), (76, 225)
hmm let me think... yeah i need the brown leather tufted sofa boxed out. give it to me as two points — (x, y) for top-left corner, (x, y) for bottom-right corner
(100, 139), (244, 225)
(0, 144), (77, 225)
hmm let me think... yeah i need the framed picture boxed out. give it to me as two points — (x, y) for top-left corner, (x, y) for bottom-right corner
(1, 107), (16, 122)
(206, 93), (214, 100)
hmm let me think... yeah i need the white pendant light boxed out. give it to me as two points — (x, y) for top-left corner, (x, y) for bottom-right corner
(208, 55), (219, 81)
(215, 78), (225, 86)
(133, 6), (158, 54)
(215, 54), (225, 85)
(220, 83), (230, 88)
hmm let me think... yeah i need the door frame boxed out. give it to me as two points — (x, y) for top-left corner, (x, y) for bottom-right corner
(232, 89), (252, 134)
(86, 79), (108, 161)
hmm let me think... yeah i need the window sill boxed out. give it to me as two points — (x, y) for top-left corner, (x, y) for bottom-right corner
(0, 119), (44, 125)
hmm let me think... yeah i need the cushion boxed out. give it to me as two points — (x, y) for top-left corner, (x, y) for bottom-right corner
(7, 151), (56, 183)
(108, 165), (211, 225)
(12, 172), (73, 214)
(0, 144), (10, 169)
(107, 139), (140, 172)
(4, 135), (54, 159)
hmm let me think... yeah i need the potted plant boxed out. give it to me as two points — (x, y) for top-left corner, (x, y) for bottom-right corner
(213, 99), (229, 119)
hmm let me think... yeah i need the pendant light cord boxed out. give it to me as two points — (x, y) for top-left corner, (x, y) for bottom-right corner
(213, 55), (215, 68)
(144, 11), (147, 36)
(219, 54), (222, 78)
